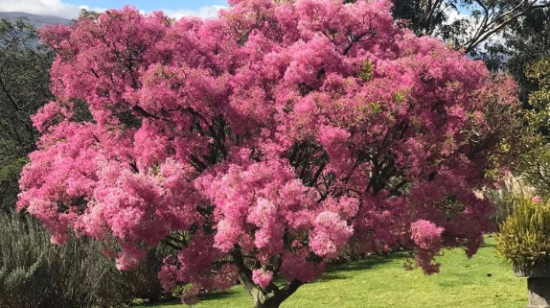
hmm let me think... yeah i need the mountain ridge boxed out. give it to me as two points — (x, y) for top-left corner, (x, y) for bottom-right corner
(0, 12), (70, 28)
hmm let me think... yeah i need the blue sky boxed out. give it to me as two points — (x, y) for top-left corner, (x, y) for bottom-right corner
(0, 0), (229, 19)
(0, 0), (478, 28)
(63, 0), (228, 11)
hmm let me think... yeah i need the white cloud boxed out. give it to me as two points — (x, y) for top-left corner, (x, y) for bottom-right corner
(161, 5), (226, 20)
(0, 0), (226, 20)
(0, 0), (104, 19)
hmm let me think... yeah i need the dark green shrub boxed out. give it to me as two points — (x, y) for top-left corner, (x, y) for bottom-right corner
(0, 212), (166, 308)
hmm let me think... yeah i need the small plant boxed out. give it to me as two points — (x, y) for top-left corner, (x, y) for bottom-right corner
(496, 195), (550, 269)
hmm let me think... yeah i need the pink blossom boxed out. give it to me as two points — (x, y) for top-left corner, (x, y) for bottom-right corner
(252, 269), (274, 288)
(410, 220), (445, 274)
(411, 220), (444, 251)
(309, 211), (354, 259)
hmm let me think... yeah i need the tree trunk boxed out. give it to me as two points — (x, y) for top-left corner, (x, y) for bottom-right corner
(254, 298), (282, 308)
(248, 279), (303, 308)
(250, 286), (284, 308)
(230, 250), (302, 308)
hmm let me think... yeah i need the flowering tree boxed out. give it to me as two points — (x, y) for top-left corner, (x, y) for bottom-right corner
(18, 0), (519, 307)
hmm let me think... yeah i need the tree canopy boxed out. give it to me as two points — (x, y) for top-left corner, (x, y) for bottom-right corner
(17, 1), (519, 307)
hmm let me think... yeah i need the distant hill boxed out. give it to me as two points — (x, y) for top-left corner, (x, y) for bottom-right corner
(0, 12), (70, 28)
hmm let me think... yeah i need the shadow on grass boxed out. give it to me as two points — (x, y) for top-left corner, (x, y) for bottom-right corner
(134, 289), (243, 308)
(328, 251), (410, 273)
(312, 251), (410, 282)
(134, 299), (183, 307)
(134, 289), (243, 307)
(199, 289), (242, 301)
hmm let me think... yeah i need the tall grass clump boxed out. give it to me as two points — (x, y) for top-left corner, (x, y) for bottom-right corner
(485, 174), (533, 227)
(496, 196), (550, 269)
(0, 212), (166, 308)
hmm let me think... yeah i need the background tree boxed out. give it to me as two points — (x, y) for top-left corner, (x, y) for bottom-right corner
(485, 7), (550, 101)
(390, 0), (550, 55)
(0, 18), (54, 212)
(18, 1), (519, 307)
(490, 9), (550, 198)
(518, 57), (550, 196)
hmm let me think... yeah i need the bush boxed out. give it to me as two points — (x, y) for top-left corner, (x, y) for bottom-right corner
(0, 212), (166, 308)
(496, 196), (550, 269)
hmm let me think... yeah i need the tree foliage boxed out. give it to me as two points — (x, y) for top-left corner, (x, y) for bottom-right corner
(518, 57), (550, 196)
(0, 18), (54, 211)
(17, 1), (519, 307)
(482, 10), (550, 198)
(527, 57), (550, 111)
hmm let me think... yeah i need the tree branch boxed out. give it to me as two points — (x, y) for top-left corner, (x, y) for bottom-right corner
(464, 0), (549, 53)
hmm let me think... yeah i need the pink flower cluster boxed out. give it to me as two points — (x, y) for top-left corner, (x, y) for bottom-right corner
(253, 269), (274, 289)
(410, 220), (444, 274)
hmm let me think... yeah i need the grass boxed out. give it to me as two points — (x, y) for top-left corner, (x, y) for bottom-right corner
(136, 236), (527, 308)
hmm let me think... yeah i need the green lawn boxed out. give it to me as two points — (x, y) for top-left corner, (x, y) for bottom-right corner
(137, 236), (527, 308)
